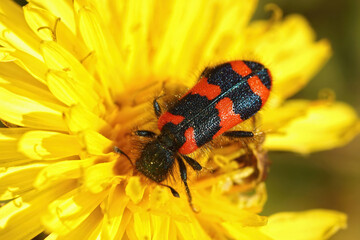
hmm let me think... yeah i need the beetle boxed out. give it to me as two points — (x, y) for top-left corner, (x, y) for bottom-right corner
(115, 60), (272, 210)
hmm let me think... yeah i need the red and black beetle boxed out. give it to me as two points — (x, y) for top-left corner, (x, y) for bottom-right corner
(115, 60), (272, 210)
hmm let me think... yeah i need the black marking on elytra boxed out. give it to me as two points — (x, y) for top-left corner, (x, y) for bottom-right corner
(207, 63), (242, 93)
(257, 68), (272, 90)
(192, 107), (221, 147)
(170, 94), (211, 117)
(206, 61), (263, 120)
(244, 61), (271, 90)
(164, 94), (221, 148)
(227, 82), (262, 120)
(244, 61), (264, 72)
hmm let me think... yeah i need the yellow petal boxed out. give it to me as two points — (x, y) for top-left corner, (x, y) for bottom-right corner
(25, 3), (90, 61)
(40, 41), (97, 88)
(222, 222), (273, 240)
(77, 3), (122, 102)
(263, 100), (360, 153)
(18, 131), (82, 160)
(55, 207), (103, 240)
(151, 215), (171, 240)
(127, 212), (152, 239)
(44, 233), (58, 240)
(196, 0), (257, 65)
(46, 70), (100, 111)
(75, 7), (117, 105)
(152, 0), (257, 81)
(34, 159), (94, 190)
(0, 47), (15, 62)
(273, 39), (331, 102)
(7, 49), (48, 84)
(0, 180), (75, 240)
(0, 86), (66, 131)
(175, 218), (211, 240)
(42, 188), (108, 235)
(29, 0), (76, 34)
(245, 15), (331, 103)
(0, 196), (43, 240)
(143, 186), (193, 222)
(0, 61), (61, 105)
(0, 128), (29, 164)
(110, 0), (153, 80)
(46, 70), (78, 106)
(41, 40), (106, 112)
(80, 130), (113, 155)
(0, 158), (37, 170)
(125, 213), (173, 240)
(63, 104), (110, 133)
(100, 185), (129, 240)
(0, 61), (66, 131)
(196, 193), (267, 226)
(125, 176), (146, 204)
(0, 163), (47, 200)
(260, 209), (347, 240)
(84, 161), (123, 193)
(23, 3), (58, 41)
(0, 0), (42, 60)
(148, 186), (171, 210)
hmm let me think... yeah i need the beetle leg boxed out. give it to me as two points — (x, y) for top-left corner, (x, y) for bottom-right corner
(159, 183), (180, 198)
(181, 155), (202, 171)
(223, 131), (254, 138)
(135, 130), (157, 138)
(153, 98), (162, 118)
(176, 156), (197, 212)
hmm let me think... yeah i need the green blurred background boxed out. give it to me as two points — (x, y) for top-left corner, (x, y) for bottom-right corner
(11, 0), (360, 239)
(253, 1), (360, 239)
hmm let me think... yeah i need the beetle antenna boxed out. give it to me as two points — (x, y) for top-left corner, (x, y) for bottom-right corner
(113, 146), (133, 166)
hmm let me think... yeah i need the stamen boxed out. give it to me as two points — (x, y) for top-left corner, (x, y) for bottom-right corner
(37, 18), (61, 41)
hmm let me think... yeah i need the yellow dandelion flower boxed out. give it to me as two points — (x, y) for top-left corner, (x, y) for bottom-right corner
(0, 0), (358, 239)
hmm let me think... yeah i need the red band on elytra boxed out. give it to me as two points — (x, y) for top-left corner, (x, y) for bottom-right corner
(213, 97), (243, 139)
(158, 112), (185, 130)
(230, 61), (252, 76)
(247, 75), (270, 107)
(190, 77), (221, 100)
(178, 127), (197, 155)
